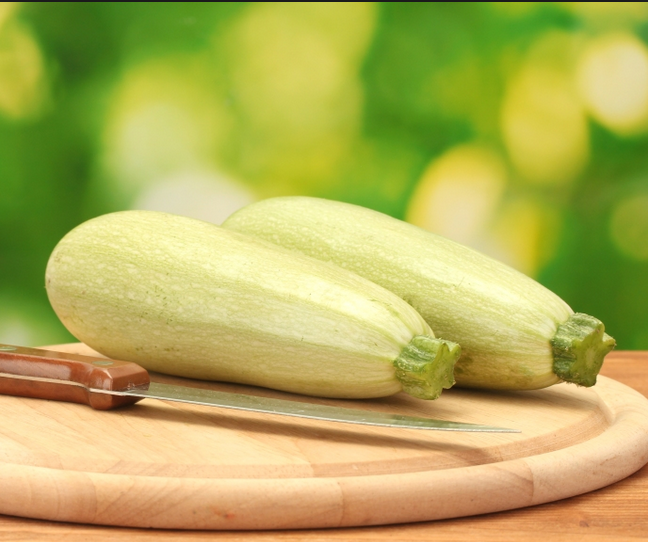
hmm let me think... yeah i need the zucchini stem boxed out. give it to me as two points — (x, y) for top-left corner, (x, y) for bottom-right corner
(551, 313), (616, 387)
(393, 336), (460, 399)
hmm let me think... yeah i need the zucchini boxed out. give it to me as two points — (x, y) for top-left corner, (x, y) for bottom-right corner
(222, 196), (616, 390)
(45, 210), (459, 400)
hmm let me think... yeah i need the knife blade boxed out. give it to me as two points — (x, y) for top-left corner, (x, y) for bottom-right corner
(0, 344), (519, 433)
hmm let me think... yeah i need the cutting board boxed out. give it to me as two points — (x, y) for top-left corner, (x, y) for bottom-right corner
(1, 343), (648, 531)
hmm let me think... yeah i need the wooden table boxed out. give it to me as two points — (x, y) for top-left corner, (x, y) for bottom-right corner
(1, 350), (646, 541)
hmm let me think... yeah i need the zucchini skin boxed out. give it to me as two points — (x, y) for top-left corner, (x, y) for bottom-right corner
(223, 197), (615, 390)
(45, 210), (458, 399)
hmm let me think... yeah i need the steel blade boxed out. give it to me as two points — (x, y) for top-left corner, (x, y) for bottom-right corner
(99, 381), (519, 433)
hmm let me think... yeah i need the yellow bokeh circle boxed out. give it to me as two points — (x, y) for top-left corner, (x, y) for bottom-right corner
(577, 33), (648, 136)
(609, 193), (648, 260)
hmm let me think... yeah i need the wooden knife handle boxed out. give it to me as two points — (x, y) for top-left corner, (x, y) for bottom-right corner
(0, 344), (150, 410)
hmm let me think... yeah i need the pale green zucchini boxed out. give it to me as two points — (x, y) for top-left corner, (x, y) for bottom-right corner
(222, 196), (616, 390)
(45, 210), (460, 399)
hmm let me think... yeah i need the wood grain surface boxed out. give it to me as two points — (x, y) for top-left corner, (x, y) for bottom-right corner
(1, 345), (647, 538)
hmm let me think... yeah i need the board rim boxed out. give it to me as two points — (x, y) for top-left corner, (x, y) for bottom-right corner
(0, 345), (647, 530)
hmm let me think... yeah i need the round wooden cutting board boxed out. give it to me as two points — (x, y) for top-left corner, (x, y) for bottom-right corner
(1, 343), (648, 531)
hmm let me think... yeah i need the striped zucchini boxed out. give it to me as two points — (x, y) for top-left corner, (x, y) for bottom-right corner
(45, 210), (460, 399)
(223, 196), (616, 390)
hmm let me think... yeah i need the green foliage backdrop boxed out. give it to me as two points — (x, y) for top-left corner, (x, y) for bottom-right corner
(1, 2), (647, 349)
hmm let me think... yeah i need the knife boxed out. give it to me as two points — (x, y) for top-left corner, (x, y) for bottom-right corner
(0, 344), (518, 433)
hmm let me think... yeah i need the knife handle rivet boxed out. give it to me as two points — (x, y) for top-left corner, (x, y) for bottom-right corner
(0, 346), (16, 352)
(92, 360), (114, 366)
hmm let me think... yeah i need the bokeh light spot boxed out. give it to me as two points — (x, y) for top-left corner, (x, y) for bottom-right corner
(0, 2), (18, 30)
(101, 55), (233, 204)
(0, 293), (69, 347)
(478, 198), (561, 277)
(577, 33), (648, 136)
(609, 192), (648, 260)
(0, 19), (48, 119)
(560, 2), (648, 26)
(216, 2), (376, 193)
(224, 2), (375, 124)
(406, 145), (507, 245)
(0, 319), (32, 345)
(132, 170), (255, 225)
(501, 32), (589, 185)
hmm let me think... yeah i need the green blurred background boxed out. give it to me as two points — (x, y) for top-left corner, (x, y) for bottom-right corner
(1, 2), (647, 349)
